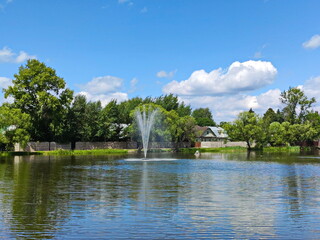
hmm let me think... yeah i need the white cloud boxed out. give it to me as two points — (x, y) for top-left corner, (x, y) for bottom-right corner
(0, 77), (13, 104)
(163, 60), (277, 96)
(179, 89), (282, 122)
(78, 75), (129, 106)
(0, 77), (12, 89)
(301, 76), (320, 101)
(78, 91), (128, 106)
(156, 70), (176, 78)
(0, 47), (36, 63)
(81, 75), (123, 94)
(303, 34), (320, 49)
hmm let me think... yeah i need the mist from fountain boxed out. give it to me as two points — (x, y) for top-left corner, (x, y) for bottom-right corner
(134, 106), (158, 158)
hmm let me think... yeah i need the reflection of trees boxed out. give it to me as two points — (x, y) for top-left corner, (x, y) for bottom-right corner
(1, 154), (183, 238)
(280, 163), (320, 221)
(5, 155), (73, 238)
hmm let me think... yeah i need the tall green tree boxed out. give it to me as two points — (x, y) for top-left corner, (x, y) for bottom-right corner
(192, 108), (216, 126)
(263, 108), (278, 125)
(224, 111), (264, 150)
(83, 101), (102, 141)
(63, 94), (88, 143)
(98, 100), (123, 141)
(4, 59), (73, 141)
(0, 104), (31, 150)
(280, 87), (315, 124)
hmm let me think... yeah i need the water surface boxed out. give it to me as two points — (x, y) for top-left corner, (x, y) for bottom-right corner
(1, 152), (320, 239)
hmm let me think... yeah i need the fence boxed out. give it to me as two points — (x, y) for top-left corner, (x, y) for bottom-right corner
(199, 141), (248, 148)
(14, 141), (192, 152)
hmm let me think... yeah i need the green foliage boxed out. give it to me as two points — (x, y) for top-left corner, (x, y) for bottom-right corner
(40, 149), (128, 155)
(224, 111), (264, 149)
(269, 122), (288, 146)
(192, 107), (216, 126)
(0, 105), (31, 150)
(4, 59), (73, 141)
(130, 103), (196, 146)
(280, 87), (315, 124)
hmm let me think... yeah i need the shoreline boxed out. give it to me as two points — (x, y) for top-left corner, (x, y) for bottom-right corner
(0, 146), (308, 156)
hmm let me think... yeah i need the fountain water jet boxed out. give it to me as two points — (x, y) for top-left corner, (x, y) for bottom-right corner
(134, 106), (158, 158)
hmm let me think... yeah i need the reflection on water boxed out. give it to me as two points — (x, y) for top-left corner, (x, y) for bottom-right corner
(0, 152), (320, 239)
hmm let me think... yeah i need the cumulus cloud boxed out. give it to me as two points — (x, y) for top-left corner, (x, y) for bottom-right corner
(0, 77), (13, 104)
(78, 91), (128, 106)
(303, 34), (320, 49)
(0, 47), (36, 63)
(78, 75), (129, 106)
(163, 60), (277, 96)
(156, 70), (176, 78)
(179, 89), (282, 122)
(81, 75), (123, 94)
(0, 77), (12, 89)
(301, 76), (320, 101)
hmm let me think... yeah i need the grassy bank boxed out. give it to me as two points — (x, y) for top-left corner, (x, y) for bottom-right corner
(0, 151), (42, 157)
(259, 146), (300, 152)
(39, 149), (128, 156)
(179, 146), (247, 154)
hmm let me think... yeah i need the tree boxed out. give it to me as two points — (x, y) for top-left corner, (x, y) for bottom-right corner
(176, 102), (192, 117)
(224, 111), (263, 150)
(192, 108), (216, 126)
(98, 100), (122, 141)
(0, 104), (31, 150)
(280, 87), (315, 124)
(62, 94), (88, 144)
(154, 94), (179, 112)
(263, 108), (278, 125)
(4, 59), (73, 141)
(83, 101), (102, 141)
(268, 122), (287, 146)
(118, 97), (144, 124)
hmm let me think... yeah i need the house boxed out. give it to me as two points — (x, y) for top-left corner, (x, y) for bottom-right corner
(195, 126), (228, 142)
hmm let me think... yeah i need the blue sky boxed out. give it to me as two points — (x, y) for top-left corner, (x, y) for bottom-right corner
(0, 0), (320, 122)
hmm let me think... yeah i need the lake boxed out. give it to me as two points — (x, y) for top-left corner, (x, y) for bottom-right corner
(1, 152), (320, 239)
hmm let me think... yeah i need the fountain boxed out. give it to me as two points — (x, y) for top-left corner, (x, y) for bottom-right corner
(134, 106), (158, 158)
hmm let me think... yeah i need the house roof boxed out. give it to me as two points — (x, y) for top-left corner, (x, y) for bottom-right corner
(208, 127), (228, 138)
(194, 126), (228, 138)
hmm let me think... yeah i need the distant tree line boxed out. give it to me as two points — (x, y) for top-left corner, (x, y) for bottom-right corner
(0, 60), (216, 150)
(222, 87), (320, 149)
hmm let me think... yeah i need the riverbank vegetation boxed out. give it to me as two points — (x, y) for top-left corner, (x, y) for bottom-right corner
(0, 60), (218, 151)
(222, 87), (320, 150)
(1, 60), (320, 153)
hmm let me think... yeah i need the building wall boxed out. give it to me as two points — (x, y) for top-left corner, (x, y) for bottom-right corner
(200, 141), (248, 148)
(14, 142), (72, 152)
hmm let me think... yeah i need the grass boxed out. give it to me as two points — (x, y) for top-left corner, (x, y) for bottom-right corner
(257, 146), (300, 152)
(0, 151), (42, 156)
(0, 145), (309, 156)
(39, 149), (128, 156)
(179, 146), (247, 154)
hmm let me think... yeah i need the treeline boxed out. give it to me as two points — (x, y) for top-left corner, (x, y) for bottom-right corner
(0, 60), (216, 150)
(223, 87), (320, 149)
